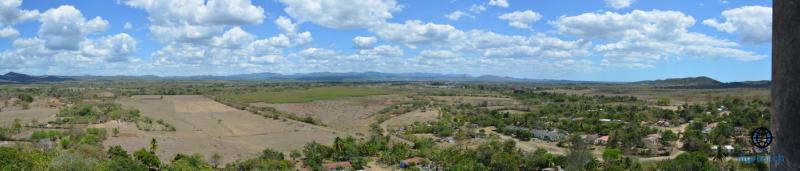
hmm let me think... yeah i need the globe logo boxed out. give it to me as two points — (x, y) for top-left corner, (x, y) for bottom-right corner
(751, 127), (772, 148)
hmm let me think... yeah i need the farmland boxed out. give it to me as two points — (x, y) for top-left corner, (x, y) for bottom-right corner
(0, 80), (772, 170)
(216, 86), (392, 104)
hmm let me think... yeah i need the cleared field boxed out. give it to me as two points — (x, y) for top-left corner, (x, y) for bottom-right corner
(107, 95), (352, 164)
(220, 87), (389, 103)
(547, 87), (769, 104)
(381, 109), (440, 131)
(0, 108), (57, 126)
(429, 96), (517, 106)
(254, 95), (404, 135)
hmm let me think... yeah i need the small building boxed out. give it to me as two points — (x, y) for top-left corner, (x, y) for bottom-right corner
(711, 145), (735, 154)
(595, 136), (609, 145)
(643, 134), (662, 146)
(581, 134), (599, 144)
(656, 120), (671, 127)
(531, 129), (566, 141)
(438, 136), (454, 143)
(322, 161), (352, 171)
(97, 91), (115, 98)
(503, 126), (567, 141)
(734, 127), (748, 136)
(400, 157), (429, 169)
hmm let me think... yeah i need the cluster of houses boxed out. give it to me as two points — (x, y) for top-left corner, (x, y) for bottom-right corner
(503, 126), (567, 141)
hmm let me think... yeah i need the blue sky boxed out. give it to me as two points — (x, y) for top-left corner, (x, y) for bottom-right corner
(0, 0), (771, 81)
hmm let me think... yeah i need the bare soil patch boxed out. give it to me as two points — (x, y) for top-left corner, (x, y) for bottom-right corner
(0, 108), (57, 126)
(381, 109), (440, 131)
(253, 95), (404, 135)
(108, 95), (351, 164)
(429, 96), (516, 106)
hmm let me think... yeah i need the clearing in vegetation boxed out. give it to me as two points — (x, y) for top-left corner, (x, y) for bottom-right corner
(107, 95), (352, 164)
(254, 95), (405, 135)
(219, 86), (390, 103)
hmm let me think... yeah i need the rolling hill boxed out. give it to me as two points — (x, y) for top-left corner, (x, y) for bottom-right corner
(0, 72), (73, 84)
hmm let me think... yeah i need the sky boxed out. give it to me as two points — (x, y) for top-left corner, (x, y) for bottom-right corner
(0, 0), (772, 82)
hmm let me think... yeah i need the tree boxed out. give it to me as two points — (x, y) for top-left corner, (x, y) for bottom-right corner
(17, 94), (33, 103)
(149, 138), (158, 153)
(133, 148), (160, 169)
(210, 153), (222, 168)
(657, 152), (717, 171)
(112, 127), (119, 137)
(108, 156), (148, 171)
(565, 135), (592, 170)
(661, 130), (678, 146)
(12, 118), (22, 133)
(289, 150), (301, 160)
(602, 148), (625, 171)
(167, 153), (213, 171)
(260, 148), (284, 160)
(490, 152), (521, 171)
(657, 97), (671, 106)
(107, 145), (130, 159)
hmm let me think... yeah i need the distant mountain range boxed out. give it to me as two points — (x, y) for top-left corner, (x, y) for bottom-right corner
(0, 72), (770, 88)
(630, 76), (770, 88)
(67, 71), (589, 83)
(0, 72), (73, 84)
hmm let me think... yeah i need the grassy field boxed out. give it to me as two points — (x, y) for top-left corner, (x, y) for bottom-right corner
(221, 86), (391, 103)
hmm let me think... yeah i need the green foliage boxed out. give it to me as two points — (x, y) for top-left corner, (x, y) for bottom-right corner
(657, 152), (718, 171)
(149, 138), (158, 153)
(657, 97), (671, 106)
(0, 147), (53, 170)
(107, 156), (148, 171)
(50, 151), (100, 171)
(260, 148), (284, 160)
(289, 150), (301, 160)
(660, 130), (678, 145)
(107, 145), (130, 159)
(229, 158), (293, 171)
(133, 148), (160, 168)
(302, 141), (332, 169)
(218, 86), (388, 103)
(30, 130), (63, 141)
(167, 153), (213, 171)
(565, 135), (593, 171)
(17, 94), (34, 103)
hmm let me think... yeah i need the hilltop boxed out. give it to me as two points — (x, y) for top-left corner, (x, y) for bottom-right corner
(0, 72), (73, 84)
(631, 76), (769, 88)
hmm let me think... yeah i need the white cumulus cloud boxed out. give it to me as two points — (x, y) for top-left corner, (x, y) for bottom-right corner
(352, 36), (377, 49)
(0, 0), (39, 25)
(278, 0), (401, 29)
(553, 9), (766, 68)
(488, 0), (509, 8)
(445, 11), (473, 21)
(605, 0), (634, 9)
(702, 5), (771, 44)
(498, 10), (542, 29)
(373, 20), (464, 48)
(0, 27), (19, 38)
(38, 5), (109, 50)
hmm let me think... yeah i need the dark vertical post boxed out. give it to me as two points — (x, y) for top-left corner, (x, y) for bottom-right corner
(772, 0), (800, 170)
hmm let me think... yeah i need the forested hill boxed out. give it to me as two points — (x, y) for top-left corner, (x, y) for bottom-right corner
(631, 76), (769, 88)
(0, 72), (73, 84)
(632, 76), (722, 86)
